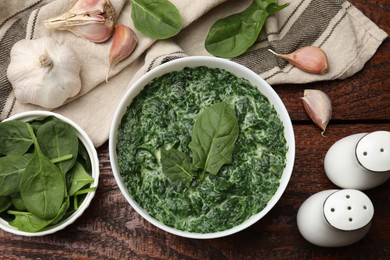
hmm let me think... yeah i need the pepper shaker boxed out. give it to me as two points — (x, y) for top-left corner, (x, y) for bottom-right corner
(297, 189), (374, 247)
(324, 131), (390, 190)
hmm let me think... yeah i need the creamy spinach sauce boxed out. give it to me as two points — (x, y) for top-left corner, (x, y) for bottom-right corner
(117, 66), (287, 233)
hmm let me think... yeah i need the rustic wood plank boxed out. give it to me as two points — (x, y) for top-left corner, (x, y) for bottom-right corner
(0, 0), (389, 258)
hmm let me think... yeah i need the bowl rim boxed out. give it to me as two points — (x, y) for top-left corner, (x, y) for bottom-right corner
(109, 56), (295, 239)
(0, 110), (99, 237)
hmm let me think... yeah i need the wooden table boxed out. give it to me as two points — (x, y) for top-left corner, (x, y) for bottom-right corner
(1, 0), (389, 259)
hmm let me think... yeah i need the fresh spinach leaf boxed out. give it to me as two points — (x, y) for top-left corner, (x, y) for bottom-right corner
(0, 120), (33, 156)
(8, 196), (70, 232)
(19, 124), (66, 220)
(68, 162), (94, 196)
(189, 102), (239, 176)
(71, 187), (96, 211)
(265, 1), (289, 16)
(205, 0), (289, 58)
(11, 192), (27, 211)
(37, 118), (78, 174)
(131, 0), (182, 39)
(78, 140), (92, 173)
(0, 155), (30, 196)
(23, 153), (34, 161)
(161, 148), (194, 186)
(29, 116), (56, 132)
(0, 153), (71, 198)
(0, 196), (11, 213)
(205, 1), (266, 58)
(8, 210), (52, 232)
(49, 196), (70, 225)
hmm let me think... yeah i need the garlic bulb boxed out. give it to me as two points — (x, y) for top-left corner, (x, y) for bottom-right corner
(44, 0), (116, 43)
(7, 37), (81, 109)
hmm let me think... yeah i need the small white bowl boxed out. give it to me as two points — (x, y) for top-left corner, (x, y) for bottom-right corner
(109, 56), (295, 239)
(0, 111), (99, 236)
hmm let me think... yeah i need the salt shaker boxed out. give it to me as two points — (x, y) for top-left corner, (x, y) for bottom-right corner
(297, 189), (374, 247)
(324, 131), (390, 190)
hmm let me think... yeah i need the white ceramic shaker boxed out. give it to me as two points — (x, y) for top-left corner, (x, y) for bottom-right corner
(297, 189), (374, 247)
(324, 131), (390, 190)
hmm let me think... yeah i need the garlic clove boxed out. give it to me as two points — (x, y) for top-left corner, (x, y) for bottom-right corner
(269, 46), (329, 75)
(302, 89), (332, 135)
(44, 0), (116, 43)
(106, 24), (137, 82)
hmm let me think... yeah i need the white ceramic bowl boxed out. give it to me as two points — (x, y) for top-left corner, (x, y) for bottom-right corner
(109, 56), (295, 239)
(0, 111), (99, 236)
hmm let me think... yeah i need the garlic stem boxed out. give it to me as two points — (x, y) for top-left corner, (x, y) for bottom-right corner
(39, 53), (53, 68)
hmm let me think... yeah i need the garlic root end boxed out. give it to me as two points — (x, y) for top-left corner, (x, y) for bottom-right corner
(268, 49), (283, 58)
(39, 53), (53, 68)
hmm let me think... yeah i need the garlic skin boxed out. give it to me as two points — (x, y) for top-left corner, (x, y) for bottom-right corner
(44, 0), (116, 43)
(269, 46), (329, 75)
(302, 89), (332, 135)
(106, 24), (137, 81)
(7, 37), (81, 109)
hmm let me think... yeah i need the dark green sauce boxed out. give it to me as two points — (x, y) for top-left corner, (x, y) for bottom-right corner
(117, 66), (287, 233)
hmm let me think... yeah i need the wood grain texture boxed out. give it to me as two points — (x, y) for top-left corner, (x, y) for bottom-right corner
(1, 0), (389, 259)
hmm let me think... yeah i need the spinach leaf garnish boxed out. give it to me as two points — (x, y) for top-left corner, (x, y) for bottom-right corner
(205, 0), (289, 58)
(189, 102), (239, 176)
(131, 0), (182, 39)
(161, 102), (239, 185)
(161, 148), (194, 185)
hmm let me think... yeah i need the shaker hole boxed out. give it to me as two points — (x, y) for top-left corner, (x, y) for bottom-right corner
(380, 148), (384, 152)
(346, 195), (350, 199)
(363, 205), (367, 210)
(363, 151), (368, 156)
(331, 208), (335, 212)
(349, 218), (353, 222)
(348, 206), (352, 210)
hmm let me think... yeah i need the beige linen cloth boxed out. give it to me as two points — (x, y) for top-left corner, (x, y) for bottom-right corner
(0, 0), (387, 147)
